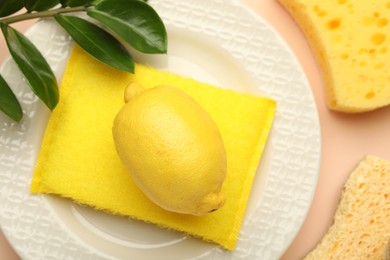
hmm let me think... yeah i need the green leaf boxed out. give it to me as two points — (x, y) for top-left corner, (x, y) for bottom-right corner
(55, 15), (134, 72)
(87, 0), (167, 54)
(0, 0), (24, 17)
(25, 0), (60, 12)
(0, 74), (22, 122)
(1, 24), (59, 110)
(60, 0), (91, 7)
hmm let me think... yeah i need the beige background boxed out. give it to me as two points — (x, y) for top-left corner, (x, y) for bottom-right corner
(1, 0), (390, 259)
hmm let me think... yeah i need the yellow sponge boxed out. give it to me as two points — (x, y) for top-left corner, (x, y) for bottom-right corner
(31, 45), (276, 250)
(305, 156), (390, 259)
(278, 0), (390, 112)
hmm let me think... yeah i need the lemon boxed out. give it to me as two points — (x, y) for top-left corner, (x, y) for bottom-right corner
(112, 83), (227, 216)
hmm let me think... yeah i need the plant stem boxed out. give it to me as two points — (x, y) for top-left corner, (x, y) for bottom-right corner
(0, 6), (88, 25)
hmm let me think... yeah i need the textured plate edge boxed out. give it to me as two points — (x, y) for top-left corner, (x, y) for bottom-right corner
(237, 2), (322, 257)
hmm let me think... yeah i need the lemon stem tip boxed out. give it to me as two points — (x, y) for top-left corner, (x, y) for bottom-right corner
(124, 82), (145, 103)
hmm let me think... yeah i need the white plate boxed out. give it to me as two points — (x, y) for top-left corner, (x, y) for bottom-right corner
(0, 0), (321, 259)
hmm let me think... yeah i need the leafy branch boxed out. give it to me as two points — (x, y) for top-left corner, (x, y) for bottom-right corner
(0, 5), (86, 23)
(0, 0), (167, 122)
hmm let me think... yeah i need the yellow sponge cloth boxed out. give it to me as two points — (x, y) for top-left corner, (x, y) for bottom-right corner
(31, 45), (276, 250)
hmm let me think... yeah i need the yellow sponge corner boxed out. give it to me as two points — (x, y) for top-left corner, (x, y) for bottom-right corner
(31, 45), (276, 250)
(278, 0), (390, 112)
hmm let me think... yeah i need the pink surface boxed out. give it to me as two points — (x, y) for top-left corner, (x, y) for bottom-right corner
(1, 1), (390, 259)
